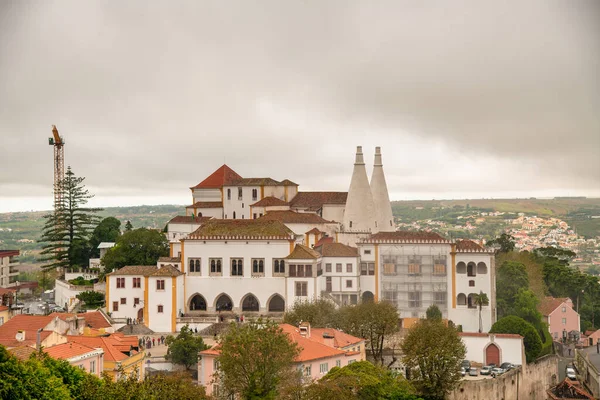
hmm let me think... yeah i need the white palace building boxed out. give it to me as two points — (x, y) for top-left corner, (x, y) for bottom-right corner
(106, 147), (496, 333)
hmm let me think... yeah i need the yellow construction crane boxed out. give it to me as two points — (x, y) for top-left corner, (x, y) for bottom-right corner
(48, 125), (65, 210)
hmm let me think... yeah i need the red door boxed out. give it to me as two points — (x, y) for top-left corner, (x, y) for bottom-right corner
(486, 343), (500, 365)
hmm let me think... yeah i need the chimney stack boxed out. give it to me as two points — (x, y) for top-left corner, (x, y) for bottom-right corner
(370, 147), (395, 233)
(343, 146), (376, 233)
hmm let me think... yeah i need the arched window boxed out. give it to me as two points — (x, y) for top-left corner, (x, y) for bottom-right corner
(189, 294), (207, 311)
(189, 259), (193, 270)
(216, 294), (233, 311)
(268, 295), (285, 312)
(456, 262), (466, 274)
(467, 262), (476, 277)
(231, 259), (243, 276)
(477, 262), (488, 274)
(195, 259), (200, 271)
(242, 294), (259, 312)
(227, 189), (231, 200)
(457, 293), (467, 306)
(467, 293), (477, 308)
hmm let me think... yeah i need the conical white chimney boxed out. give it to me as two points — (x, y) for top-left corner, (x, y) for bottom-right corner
(343, 146), (376, 232)
(371, 147), (395, 232)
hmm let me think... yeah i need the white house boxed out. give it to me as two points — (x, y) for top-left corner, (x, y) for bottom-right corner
(459, 332), (525, 367)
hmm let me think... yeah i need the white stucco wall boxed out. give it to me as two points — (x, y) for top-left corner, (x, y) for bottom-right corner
(192, 188), (221, 203)
(321, 204), (345, 223)
(460, 334), (525, 366)
(147, 276), (175, 333)
(320, 256), (360, 293)
(107, 275), (146, 320)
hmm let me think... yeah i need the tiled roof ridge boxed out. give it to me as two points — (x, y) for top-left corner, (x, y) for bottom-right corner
(259, 210), (335, 224)
(250, 196), (289, 207)
(187, 219), (295, 240)
(361, 230), (449, 243)
(191, 164), (243, 189)
(184, 202), (223, 209)
(107, 265), (158, 276)
(151, 264), (184, 277)
(285, 244), (321, 260)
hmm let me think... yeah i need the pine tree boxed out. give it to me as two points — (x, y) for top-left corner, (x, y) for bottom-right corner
(125, 220), (133, 231)
(39, 167), (103, 271)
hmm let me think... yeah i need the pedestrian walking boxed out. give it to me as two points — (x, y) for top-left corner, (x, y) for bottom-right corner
(152, 337), (156, 347)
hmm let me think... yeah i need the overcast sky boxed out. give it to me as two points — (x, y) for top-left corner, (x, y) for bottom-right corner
(1, 1), (599, 213)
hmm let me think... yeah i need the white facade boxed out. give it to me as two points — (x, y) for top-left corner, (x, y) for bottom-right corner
(343, 146), (376, 233)
(107, 274), (147, 321)
(370, 147), (395, 233)
(460, 332), (525, 366)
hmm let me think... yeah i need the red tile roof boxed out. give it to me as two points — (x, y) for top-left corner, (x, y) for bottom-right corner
(52, 311), (112, 329)
(158, 256), (181, 263)
(362, 231), (449, 243)
(280, 179), (298, 186)
(44, 342), (100, 360)
(150, 264), (184, 277)
(455, 240), (484, 251)
(305, 227), (322, 235)
(184, 202), (223, 210)
(289, 192), (348, 209)
(108, 265), (157, 276)
(315, 236), (334, 247)
(8, 345), (36, 360)
(187, 219), (294, 240)
(279, 324), (348, 362)
(66, 335), (137, 362)
(538, 297), (572, 316)
(0, 250), (19, 258)
(285, 244), (321, 260)
(315, 243), (358, 257)
(0, 314), (55, 347)
(251, 197), (289, 207)
(191, 165), (243, 189)
(0, 305), (8, 312)
(229, 177), (281, 186)
(0, 288), (16, 296)
(260, 210), (333, 224)
(310, 328), (363, 348)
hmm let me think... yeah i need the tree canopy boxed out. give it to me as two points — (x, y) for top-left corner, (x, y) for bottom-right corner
(89, 217), (121, 257)
(487, 233), (516, 253)
(39, 167), (102, 271)
(301, 361), (422, 400)
(101, 228), (169, 274)
(425, 304), (442, 321)
(164, 325), (208, 370)
(490, 316), (542, 362)
(496, 261), (530, 318)
(216, 319), (300, 399)
(283, 298), (338, 327)
(401, 319), (466, 400)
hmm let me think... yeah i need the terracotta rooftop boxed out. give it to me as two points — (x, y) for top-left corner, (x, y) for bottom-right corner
(0, 287), (16, 295)
(51, 311), (112, 329)
(44, 342), (101, 360)
(538, 297), (572, 317)
(158, 256), (181, 263)
(184, 202), (223, 209)
(0, 250), (19, 258)
(191, 164), (243, 189)
(201, 325), (351, 363)
(8, 345), (36, 360)
(251, 196), (289, 207)
(151, 264), (184, 277)
(459, 332), (523, 339)
(315, 236), (334, 247)
(285, 244), (321, 260)
(66, 334), (138, 362)
(305, 227), (323, 235)
(362, 231), (449, 243)
(289, 192), (348, 209)
(280, 179), (298, 186)
(455, 240), (484, 252)
(108, 265), (157, 276)
(187, 219), (294, 240)
(0, 305), (8, 312)
(260, 210), (333, 224)
(0, 314), (55, 347)
(310, 327), (364, 348)
(315, 242), (359, 257)
(229, 177), (281, 186)
(279, 324), (349, 362)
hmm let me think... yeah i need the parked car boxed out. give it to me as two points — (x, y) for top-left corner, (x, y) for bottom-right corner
(461, 360), (471, 371)
(460, 367), (466, 377)
(469, 368), (478, 376)
(500, 362), (515, 371)
(491, 367), (505, 377)
(566, 367), (577, 380)
(480, 366), (492, 375)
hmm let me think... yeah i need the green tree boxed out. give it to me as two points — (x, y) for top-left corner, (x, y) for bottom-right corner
(164, 325), (208, 370)
(89, 217), (121, 257)
(125, 220), (133, 231)
(426, 304), (442, 321)
(401, 319), (466, 400)
(283, 298), (338, 327)
(76, 291), (105, 308)
(338, 301), (399, 366)
(101, 228), (169, 274)
(217, 319), (300, 399)
(473, 291), (489, 333)
(490, 316), (542, 362)
(39, 167), (102, 271)
(487, 233), (516, 253)
(496, 261), (529, 318)
(300, 361), (422, 400)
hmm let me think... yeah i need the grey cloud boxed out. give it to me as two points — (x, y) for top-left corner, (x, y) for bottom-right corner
(0, 0), (598, 207)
